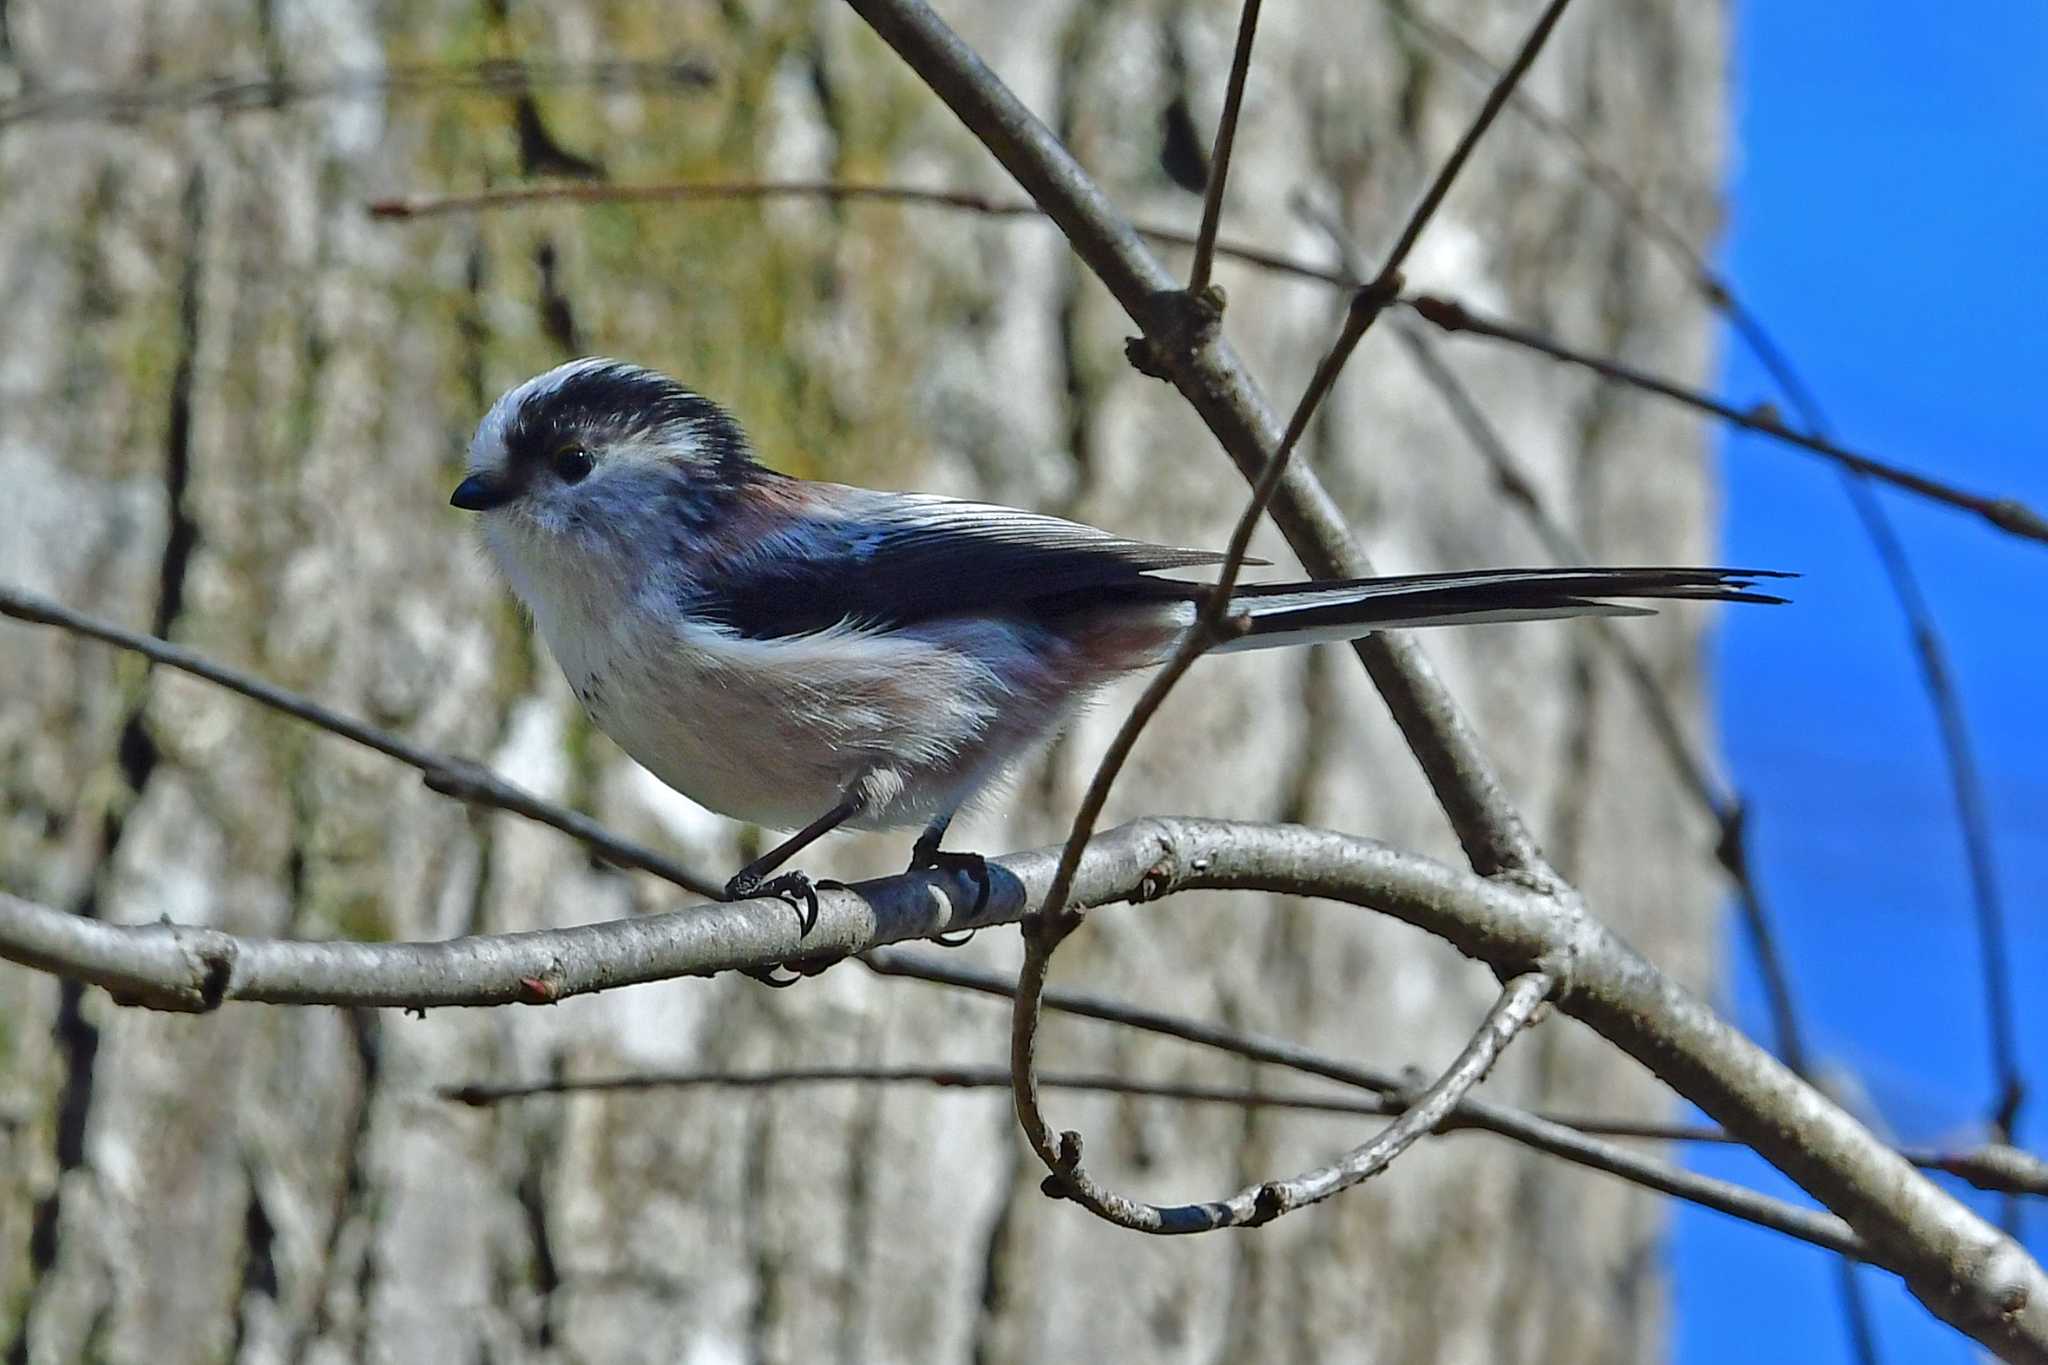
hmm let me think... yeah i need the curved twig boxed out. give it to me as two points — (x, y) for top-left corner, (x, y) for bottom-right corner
(1015, 0), (1577, 1219)
(1025, 970), (1553, 1233)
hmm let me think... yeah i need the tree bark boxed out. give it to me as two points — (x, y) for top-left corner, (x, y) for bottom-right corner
(0, 0), (1726, 1360)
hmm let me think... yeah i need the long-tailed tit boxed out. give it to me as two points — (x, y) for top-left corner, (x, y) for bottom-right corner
(453, 358), (1786, 905)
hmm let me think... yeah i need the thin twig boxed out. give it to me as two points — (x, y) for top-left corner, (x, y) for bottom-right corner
(374, 178), (1055, 223)
(865, 953), (2048, 1199)
(1388, 12), (2028, 1223)
(443, 1063), (1422, 1112)
(0, 585), (722, 899)
(373, 178), (2048, 553)
(1380, 319), (1885, 1365)
(1392, 322), (1726, 808)
(1407, 293), (2048, 547)
(1376, 0), (1711, 286)
(1375, 0), (1574, 276)
(1014, 273), (1401, 1221)
(1242, 970), (1555, 1216)
(1033, 273), (1397, 924)
(369, 178), (1352, 287)
(1721, 302), (2026, 1159)
(429, 1058), (1879, 1252)
(1186, 0), (1265, 293)
(0, 57), (715, 129)
(1022, 971), (1552, 1234)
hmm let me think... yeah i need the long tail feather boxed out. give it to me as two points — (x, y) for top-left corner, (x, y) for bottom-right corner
(1211, 566), (1792, 653)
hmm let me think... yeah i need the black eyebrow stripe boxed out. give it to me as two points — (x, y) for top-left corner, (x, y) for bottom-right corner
(508, 363), (752, 472)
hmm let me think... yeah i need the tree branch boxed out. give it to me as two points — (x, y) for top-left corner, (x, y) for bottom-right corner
(0, 585), (723, 899)
(869, 952), (2048, 1199)
(0, 57), (715, 129)
(11, 813), (2043, 1354)
(372, 178), (2048, 553)
(1381, 319), (1890, 1365)
(435, 1056), (1866, 1254)
(997, 974), (1546, 1234)
(844, 0), (1547, 878)
(370, 179), (1352, 288)
(1013, 0), (1577, 1223)
(1185, 0), (1264, 294)
(1373, 0), (1574, 276)
(1407, 292), (2048, 547)
(438, 1062), (1462, 1114)
(0, 820), (1477, 1011)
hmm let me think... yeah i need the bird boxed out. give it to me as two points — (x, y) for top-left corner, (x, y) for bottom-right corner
(451, 357), (1788, 908)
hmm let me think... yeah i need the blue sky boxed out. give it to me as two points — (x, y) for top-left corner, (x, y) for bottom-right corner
(1680, 1), (2046, 1359)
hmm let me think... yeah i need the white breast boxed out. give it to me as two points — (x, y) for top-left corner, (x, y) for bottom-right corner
(483, 519), (1020, 832)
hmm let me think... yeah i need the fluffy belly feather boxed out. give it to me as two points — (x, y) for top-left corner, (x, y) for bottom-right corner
(489, 517), (1173, 836)
(553, 612), (1024, 832)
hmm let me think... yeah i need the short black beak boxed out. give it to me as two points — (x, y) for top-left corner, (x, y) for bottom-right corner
(450, 472), (516, 512)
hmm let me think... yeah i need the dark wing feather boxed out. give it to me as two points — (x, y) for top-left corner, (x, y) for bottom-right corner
(692, 490), (1238, 638)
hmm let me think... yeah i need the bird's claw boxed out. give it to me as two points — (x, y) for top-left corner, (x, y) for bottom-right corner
(743, 964), (806, 988)
(906, 847), (992, 941)
(729, 868), (849, 986)
(723, 869), (846, 938)
(743, 949), (849, 988)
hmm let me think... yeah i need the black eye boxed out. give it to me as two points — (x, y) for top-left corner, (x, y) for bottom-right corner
(553, 445), (594, 484)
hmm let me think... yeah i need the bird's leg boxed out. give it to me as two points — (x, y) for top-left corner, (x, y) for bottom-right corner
(725, 793), (863, 936)
(906, 810), (990, 937)
(906, 812), (955, 869)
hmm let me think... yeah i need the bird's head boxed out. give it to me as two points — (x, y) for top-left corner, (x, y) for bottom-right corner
(452, 358), (752, 545)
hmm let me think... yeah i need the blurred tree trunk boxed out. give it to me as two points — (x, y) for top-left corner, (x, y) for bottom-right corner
(0, 0), (1728, 1360)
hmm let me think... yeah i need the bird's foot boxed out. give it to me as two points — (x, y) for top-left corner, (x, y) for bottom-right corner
(724, 869), (845, 938)
(906, 846), (992, 941)
(728, 869), (849, 986)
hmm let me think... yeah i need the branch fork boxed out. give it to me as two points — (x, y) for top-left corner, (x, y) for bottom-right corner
(1125, 283), (1227, 382)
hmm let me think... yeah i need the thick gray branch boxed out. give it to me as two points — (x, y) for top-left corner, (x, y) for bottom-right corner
(5, 816), (2043, 1358)
(824, 6), (2043, 1351)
